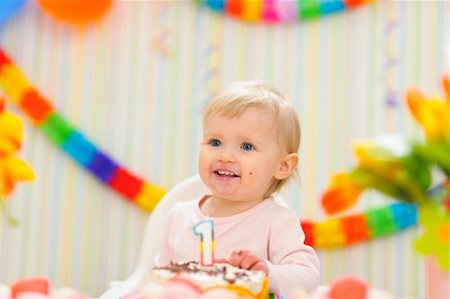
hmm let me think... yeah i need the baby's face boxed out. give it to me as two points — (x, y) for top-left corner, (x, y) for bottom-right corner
(199, 107), (287, 205)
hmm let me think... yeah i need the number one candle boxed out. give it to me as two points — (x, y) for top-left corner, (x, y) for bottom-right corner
(193, 219), (215, 266)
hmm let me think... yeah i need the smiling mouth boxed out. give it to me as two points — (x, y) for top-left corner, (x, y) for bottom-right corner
(214, 170), (240, 178)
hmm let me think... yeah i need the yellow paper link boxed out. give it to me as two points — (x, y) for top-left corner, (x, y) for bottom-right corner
(134, 182), (166, 212)
(242, 0), (262, 22)
(313, 218), (346, 248)
(0, 64), (31, 104)
(0, 49), (165, 213)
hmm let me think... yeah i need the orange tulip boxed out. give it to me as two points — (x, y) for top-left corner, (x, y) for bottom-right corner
(321, 173), (364, 214)
(406, 79), (450, 141)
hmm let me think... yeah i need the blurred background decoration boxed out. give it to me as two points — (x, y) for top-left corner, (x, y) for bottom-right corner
(320, 75), (450, 299)
(0, 48), (166, 213)
(0, 97), (35, 225)
(36, 0), (112, 26)
(195, 0), (376, 23)
(321, 75), (450, 269)
(0, 0), (26, 26)
(0, 0), (448, 298)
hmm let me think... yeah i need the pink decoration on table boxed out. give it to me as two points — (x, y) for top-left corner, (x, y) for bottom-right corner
(0, 277), (91, 299)
(425, 257), (450, 299)
(327, 276), (368, 299)
(10, 277), (50, 298)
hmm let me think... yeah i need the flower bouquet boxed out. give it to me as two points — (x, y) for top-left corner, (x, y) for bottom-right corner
(320, 74), (450, 270)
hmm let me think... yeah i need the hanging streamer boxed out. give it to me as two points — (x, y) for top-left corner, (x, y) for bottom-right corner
(196, 0), (376, 23)
(381, 1), (399, 107)
(0, 47), (427, 249)
(150, 3), (171, 58)
(302, 201), (418, 249)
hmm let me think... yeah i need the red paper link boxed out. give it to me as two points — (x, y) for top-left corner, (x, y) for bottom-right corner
(109, 167), (144, 200)
(19, 89), (54, 124)
(343, 0), (365, 8)
(341, 214), (370, 244)
(301, 220), (315, 247)
(226, 0), (243, 18)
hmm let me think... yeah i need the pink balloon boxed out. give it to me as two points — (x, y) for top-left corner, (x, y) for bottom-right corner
(274, 0), (299, 22)
(262, 0), (279, 23)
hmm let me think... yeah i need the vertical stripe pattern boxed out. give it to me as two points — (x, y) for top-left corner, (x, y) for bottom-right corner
(0, 1), (448, 298)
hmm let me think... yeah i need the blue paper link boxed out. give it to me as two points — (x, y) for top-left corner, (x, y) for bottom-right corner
(390, 202), (418, 229)
(319, 0), (345, 14)
(87, 151), (119, 183)
(62, 131), (97, 167)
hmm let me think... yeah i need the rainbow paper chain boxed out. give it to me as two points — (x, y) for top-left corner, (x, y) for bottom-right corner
(301, 201), (417, 248)
(0, 47), (419, 249)
(196, 0), (376, 23)
(0, 48), (165, 212)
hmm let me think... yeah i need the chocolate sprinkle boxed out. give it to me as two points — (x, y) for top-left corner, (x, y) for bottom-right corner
(153, 261), (256, 284)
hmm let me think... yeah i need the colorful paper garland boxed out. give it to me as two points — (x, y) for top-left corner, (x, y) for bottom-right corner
(0, 48), (165, 212)
(302, 201), (417, 248)
(0, 47), (421, 248)
(196, 0), (376, 23)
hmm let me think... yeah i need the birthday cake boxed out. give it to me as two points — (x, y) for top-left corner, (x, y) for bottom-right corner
(140, 261), (269, 299)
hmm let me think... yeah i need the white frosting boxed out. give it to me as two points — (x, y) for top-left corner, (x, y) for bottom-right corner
(147, 262), (266, 295)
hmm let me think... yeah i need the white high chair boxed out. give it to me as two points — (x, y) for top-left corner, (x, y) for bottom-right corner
(98, 175), (290, 299)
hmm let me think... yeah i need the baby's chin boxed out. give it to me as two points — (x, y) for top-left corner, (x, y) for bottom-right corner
(208, 175), (241, 196)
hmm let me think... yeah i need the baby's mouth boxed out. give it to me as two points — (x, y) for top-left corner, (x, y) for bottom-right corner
(214, 170), (240, 178)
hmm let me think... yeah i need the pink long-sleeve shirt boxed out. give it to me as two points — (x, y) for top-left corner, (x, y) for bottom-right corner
(154, 194), (320, 297)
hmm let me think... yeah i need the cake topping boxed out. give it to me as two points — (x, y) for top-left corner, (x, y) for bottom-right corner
(153, 261), (262, 284)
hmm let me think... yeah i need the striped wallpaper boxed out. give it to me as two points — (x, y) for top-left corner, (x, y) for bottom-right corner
(0, 1), (448, 298)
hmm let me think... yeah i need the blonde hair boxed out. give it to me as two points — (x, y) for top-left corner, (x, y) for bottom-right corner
(203, 80), (301, 197)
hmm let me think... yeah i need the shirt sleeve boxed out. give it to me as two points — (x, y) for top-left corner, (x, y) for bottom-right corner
(266, 209), (320, 297)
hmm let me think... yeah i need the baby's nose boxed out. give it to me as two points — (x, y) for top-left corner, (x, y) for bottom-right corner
(216, 147), (236, 163)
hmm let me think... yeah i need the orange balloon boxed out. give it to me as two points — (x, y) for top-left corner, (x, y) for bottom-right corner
(37, 0), (112, 25)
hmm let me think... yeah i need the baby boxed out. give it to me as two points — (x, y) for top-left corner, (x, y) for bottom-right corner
(155, 80), (320, 297)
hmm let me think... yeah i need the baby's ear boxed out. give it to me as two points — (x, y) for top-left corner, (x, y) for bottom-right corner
(274, 153), (299, 180)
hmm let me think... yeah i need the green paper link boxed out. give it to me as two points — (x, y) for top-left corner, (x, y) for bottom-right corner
(299, 0), (321, 19)
(39, 113), (76, 146)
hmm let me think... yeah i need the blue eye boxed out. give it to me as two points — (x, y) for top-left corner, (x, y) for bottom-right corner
(209, 139), (222, 147)
(241, 143), (255, 151)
